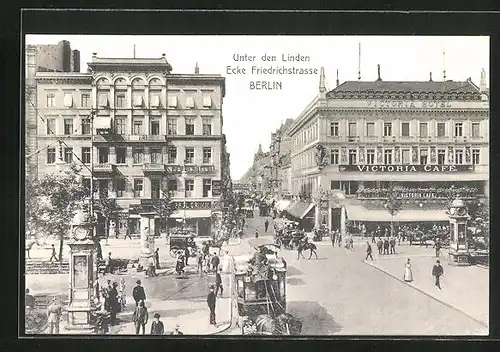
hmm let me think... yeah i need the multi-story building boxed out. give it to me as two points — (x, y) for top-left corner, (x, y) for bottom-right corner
(239, 144), (271, 192)
(29, 49), (229, 237)
(286, 67), (489, 233)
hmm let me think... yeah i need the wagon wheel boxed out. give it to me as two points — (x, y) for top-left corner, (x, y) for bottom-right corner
(276, 238), (282, 247)
(169, 246), (180, 258)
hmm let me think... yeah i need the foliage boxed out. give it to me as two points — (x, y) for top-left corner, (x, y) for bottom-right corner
(151, 191), (175, 234)
(25, 164), (88, 261)
(96, 192), (119, 239)
(25, 309), (48, 333)
(469, 198), (490, 241)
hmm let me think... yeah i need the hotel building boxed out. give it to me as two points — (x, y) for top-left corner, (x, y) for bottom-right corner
(28, 49), (229, 237)
(285, 67), (489, 233)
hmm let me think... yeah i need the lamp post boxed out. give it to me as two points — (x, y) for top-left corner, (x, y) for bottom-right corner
(384, 185), (402, 237)
(181, 168), (187, 232)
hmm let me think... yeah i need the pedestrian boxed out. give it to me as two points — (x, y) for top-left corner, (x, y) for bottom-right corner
(434, 239), (442, 258)
(389, 236), (396, 254)
(338, 234), (342, 248)
(133, 280), (146, 306)
(49, 244), (58, 262)
(371, 233), (376, 244)
(176, 252), (185, 275)
(119, 278), (126, 311)
(211, 252), (220, 273)
(105, 252), (112, 274)
(184, 247), (190, 266)
(150, 313), (164, 335)
(255, 229), (259, 239)
(103, 279), (112, 311)
(147, 256), (156, 277)
(432, 260), (444, 290)
(108, 282), (119, 325)
(264, 219), (269, 232)
(215, 267), (223, 297)
(154, 248), (161, 269)
(330, 230), (335, 247)
(404, 258), (413, 282)
(207, 285), (217, 326)
(25, 289), (36, 309)
(383, 238), (390, 255)
(96, 241), (103, 261)
(204, 253), (211, 274)
(47, 297), (62, 334)
(197, 250), (204, 275)
(124, 224), (132, 240)
(365, 242), (373, 261)
(132, 300), (148, 335)
(169, 324), (184, 335)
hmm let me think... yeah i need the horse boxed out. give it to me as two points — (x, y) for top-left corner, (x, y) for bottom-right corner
(254, 313), (303, 335)
(297, 241), (318, 260)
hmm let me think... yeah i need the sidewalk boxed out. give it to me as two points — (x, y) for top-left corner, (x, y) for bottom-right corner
(363, 254), (489, 328)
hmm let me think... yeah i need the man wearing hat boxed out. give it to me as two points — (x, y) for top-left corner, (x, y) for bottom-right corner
(150, 313), (164, 335)
(47, 297), (62, 334)
(170, 324), (184, 335)
(432, 260), (444, 290)
(207, 285), (217, 326)
(133, 280), (146, 306)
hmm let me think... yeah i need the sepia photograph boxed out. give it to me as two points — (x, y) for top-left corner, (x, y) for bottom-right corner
(23, 34), (489, 336)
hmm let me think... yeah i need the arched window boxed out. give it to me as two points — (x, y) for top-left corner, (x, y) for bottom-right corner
(131, 78), (145, 88)
(114, 78), (127, 88)
(149, 78), (162, 88)
(96, 77), (110, 87)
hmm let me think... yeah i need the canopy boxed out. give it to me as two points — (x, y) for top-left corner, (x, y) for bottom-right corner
(275, 199), (291, 212)
(345, 204), (449, 222)
(285, 201), (315, 220)
(170, 209), (212, 218)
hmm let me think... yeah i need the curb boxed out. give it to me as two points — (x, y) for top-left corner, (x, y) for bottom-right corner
(362, 260), (488, 328)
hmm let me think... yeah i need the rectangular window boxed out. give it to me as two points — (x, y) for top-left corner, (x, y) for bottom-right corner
(82, 147), (90, 164)
(330, 181), (341, 190)
(384, 149), (393, 164)
(115, 117), (126, 135)
(330, 149), (339, 164)
(167, 147), (177, 164)
(401, 122), (410, 137)
(151, 179), (161, 199)
(115, 179), (126, 198)
(402, 149), (411, 164)
(81, 118), (90, 135)
(383, 122), (392, 137)
(437, 122), (446, 137)
(472, 149), (480, 165)
(420, 149), (428, 165)
(63, 147), (73, 163)
(168, 96), (178, 108)
(366, 122), (375, 137)
(150, 93), (160, 108)
(455, 149), (464, 164)
(64, 93), (73, 107)
(185, 179), (194, 197)
(330, 122), (339, 136)
(81, 93), (90, 107)
(185, 148), (195, 164)
(150, 120), (160, 135)
(472, 123), (480, 138)
(167, 119), (177, 135)
(366, 149), (375, 164)
(348, 149), (357, 165)
(185, 118), (195, 135)
(46, 118), (56, 135)
(133, 119), (143, 135)
(64, 118), (74, 135)
(116, 147), (126, 164)
(133, 147), (144, 164)
(98, 92), (109, 108)
(348, 123), (357, 137)
(454, 123), (463, 137)
(47, 148), (56, 164)
(150, 148), (162, 164)
(168, 179), (178, 193)
(203, 179), (212, 197)
(186, 96), (195, 108)
(116, 93), (126, 108)
(134, 179), (144, 197)
(203, 95), (212, 108)
(47, 93), (55, 107)
(82, 178), (91, 193)
(419, 122), (428, 138)
(98, 147), (109, 164)
(132, 92), (144, 107)
(202, 119), (212, 136)
(437, 149), (446, 165)
(203, 147), (212, 164)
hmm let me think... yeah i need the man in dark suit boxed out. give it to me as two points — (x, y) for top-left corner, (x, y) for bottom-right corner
(133, 280), (146, 306)
(264, 219), (269, 232)
(383, 238), (390, 255)
(215, 268), (223, 297)
(365, 242), (373, 261)
(211, 253), (220, 273)
(207, 285), (217, 326)
(432, 260), (444, 290)
(150, 313), (164, 335)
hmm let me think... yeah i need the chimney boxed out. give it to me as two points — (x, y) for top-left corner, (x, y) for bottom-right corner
(480, 68), (487, 92)
(429, 72), (433, 82)
(92, 52), (97, 59)
(336, 69), (339, 87)
(376, 64), (382, 81)
(195, 62), (199, 74)
(319, 66), (327, 93)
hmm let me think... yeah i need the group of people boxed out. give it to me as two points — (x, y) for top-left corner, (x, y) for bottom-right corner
(403, 258), (445, 290)
(100, 278), (127, 324)
(330, 229), (354, 250)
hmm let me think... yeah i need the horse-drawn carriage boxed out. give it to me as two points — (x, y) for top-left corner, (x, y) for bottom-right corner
(274, 229), (305, 250)
(235, 248), (302, 335)
(168, 232), (198, 258)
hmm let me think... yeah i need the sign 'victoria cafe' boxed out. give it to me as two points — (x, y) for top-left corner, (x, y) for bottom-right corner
(339, 165), (475, 172)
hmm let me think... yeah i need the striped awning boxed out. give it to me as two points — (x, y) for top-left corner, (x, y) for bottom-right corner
(285, 201), (315, 220)
(345, 204), (449, 222)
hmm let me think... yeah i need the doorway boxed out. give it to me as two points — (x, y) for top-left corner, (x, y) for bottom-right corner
(331, 207), (341, 232)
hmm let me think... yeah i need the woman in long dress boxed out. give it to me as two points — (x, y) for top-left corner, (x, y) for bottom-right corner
(404, 258), (413, 282)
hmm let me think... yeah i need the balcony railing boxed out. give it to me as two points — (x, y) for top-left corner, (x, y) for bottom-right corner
(142, 163), (167, 174)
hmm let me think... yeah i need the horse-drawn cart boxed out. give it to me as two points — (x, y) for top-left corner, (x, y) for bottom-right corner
(168, 233), (197, 258)
(275, 230), (305, 250)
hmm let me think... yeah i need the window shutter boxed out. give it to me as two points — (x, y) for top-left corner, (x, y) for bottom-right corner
(203, 95), (212, 107)
(64, 94), (73, 107)
(150, 95), (160, 108)
(168, 96), (177, 108)
(186, 96), (195, 108)
(133, 95), (143, 107)
(98, 94), (108, 107)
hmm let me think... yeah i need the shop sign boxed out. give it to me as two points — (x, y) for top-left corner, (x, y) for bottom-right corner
(367, 100), (453, 109)
(339, 165), (474, 173)
(172, 201), (212, 209)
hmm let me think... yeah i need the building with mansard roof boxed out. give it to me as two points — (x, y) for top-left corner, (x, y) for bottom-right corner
(285, 66), (489, 233)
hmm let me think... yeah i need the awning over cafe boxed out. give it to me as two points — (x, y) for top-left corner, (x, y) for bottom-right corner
(285, 201), (315, 220)
(345, 204), (449, 222)
(170, 209), (212, 219)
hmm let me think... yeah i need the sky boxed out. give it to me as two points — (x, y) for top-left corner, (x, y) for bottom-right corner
(25, 35), (490, 180)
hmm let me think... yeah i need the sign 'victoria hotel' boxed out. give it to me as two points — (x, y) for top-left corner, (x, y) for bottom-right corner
(286, 65), (489, 232)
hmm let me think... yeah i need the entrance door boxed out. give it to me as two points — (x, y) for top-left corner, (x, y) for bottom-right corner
(331, 208), (341, 232)
(151, 179), (161, 199)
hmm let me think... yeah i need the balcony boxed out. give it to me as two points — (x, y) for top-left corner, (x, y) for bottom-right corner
(142, 163), (167, 174)
(126, 135), (168, 142)
(165, 165), (184, 174)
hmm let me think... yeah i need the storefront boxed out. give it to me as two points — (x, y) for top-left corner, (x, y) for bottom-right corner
(283, 201), (315, 231)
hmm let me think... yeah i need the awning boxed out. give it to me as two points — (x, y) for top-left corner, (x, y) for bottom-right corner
(275, 200), (291, 212)
(345, 204), (449, 222)
(170, 209), (212, 219)
(285, 201), (315, 220)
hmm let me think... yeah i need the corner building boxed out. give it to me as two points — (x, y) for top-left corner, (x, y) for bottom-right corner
(287, 69), (489, 233)
(32, 53), (228, 237)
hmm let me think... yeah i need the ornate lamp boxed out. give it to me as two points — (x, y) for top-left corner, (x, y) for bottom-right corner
(448, 198), (471, 266)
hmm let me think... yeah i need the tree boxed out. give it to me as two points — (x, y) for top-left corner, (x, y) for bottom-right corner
(384, 186), (403, 237)
(151, 191), (175, 238)
(96, 192), (119, 241)
(25, 164), (88, 262)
